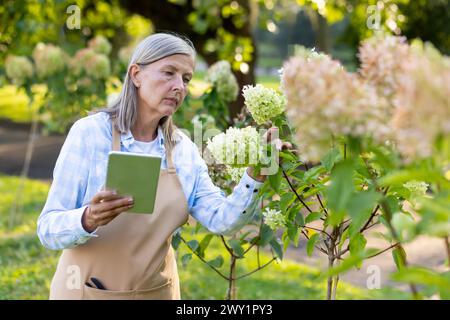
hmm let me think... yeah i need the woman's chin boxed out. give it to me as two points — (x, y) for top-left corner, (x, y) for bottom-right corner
(161, 106), (177, 117)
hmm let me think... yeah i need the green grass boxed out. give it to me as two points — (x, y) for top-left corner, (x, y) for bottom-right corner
(0, 174), (410, 300)
(0, 85), (42, 124)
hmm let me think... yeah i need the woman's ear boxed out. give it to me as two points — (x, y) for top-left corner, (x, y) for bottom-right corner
(129, 64), (141, 88)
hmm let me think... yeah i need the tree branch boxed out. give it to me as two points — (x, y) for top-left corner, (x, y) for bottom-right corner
(180, 236), (229, 280)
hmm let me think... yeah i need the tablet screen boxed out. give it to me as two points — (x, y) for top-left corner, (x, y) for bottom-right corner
(105, 151), (162, 214)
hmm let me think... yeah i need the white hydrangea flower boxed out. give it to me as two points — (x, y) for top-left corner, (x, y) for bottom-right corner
(226, 166), (247, 183)
(70, 48), (111, 80)
(5, 55), (34, 86)
(281, 45), (390, 162)
(32, 43), (66, 78)
(205, 60), (239, 103)
(242, 84), (286, 125)
(391, 40), (450, 162)
(88, 35), (112, 55)
(403, 180), (429, 196)
(206, 126), (262, 167)
(263, 208), (285, 230)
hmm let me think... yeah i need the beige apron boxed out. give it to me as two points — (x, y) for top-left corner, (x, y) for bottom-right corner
(49, 120), (189, 299)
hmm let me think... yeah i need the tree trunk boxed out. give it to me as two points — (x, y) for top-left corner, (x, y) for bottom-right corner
(307, 10), (330, 53)
(227, 256), (237, 300)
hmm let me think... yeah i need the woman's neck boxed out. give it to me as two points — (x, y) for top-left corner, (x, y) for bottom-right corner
(131, 113), (161, 142)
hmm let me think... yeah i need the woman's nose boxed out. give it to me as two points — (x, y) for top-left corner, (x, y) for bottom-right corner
(172, 75), (184, 92)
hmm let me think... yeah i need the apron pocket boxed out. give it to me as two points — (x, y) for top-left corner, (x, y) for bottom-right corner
(82, 279), (174, 300)
(134, 279), (174, 300)
(82, 284), (135, 300)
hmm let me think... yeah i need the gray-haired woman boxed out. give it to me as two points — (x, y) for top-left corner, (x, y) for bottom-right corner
(37, 32), (268, 300)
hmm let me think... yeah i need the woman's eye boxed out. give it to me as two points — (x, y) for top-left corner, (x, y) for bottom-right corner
(164, 71), (173, 76)
(183, 78), (191, 84)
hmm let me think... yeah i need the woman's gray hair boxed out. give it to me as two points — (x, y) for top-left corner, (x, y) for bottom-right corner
(92, 32), (196, 151)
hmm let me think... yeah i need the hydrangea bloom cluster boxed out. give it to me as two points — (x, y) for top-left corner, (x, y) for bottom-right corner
(70, 48), (111, 80)
(358, 35), (410, 98)
(391, 41), (450, 161)
(88, 35), (112, 55)
(207, 126), (262, 182)
(205, 60), (239, 103)
(281, 46), (388, 162)
(263, 208), (285, 230)
(242, 84), (286, 125)
(32, 43), (66, 78)
(5, 55), (34, 86)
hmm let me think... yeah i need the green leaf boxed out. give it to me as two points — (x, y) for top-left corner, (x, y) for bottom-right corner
(392, 246), (407, 271)
(321, 147), (342, 172)
(323, 252), (366, 278)
(282, 230), (290, 251)
(268, 167), (283, 193)
(391, 267), (450, 296)
(325, 160), (355, 226)
(187, 240), (199, 252)
(270, 238), (283, 260)
(347, 190), (381, 237)
(198, 234), (214, 258)
(306, 233), (320, 257)
(379, 169), (445, 187)
(349, 233), (367, 267)
(304, 165), (326, 182)
(391, 212), (416, 242)
(287, 223), (300, 247)
(305, 212), (322, 224)
(259, 224), (274, 246)
(338, 228), (349, 251)
(279, 192), (295, 212)
(171, 232), (181, 250)
(279, 150), (298, 162)
(208, 255), (224, 268)
(228, 239), (245, 258)
(181, 253), (192, 268)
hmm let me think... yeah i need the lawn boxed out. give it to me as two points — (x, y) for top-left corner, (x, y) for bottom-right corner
(0, 174), (407, 300)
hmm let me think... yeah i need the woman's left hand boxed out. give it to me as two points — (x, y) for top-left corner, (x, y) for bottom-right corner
(246, 127), (293, 182)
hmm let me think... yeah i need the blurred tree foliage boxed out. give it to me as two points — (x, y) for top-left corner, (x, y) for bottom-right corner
(296, 0), (450, 55)
(1, 0), (448, 118)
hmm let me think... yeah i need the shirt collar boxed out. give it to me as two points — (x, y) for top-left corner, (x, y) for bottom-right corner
(119, 125), (180, 150)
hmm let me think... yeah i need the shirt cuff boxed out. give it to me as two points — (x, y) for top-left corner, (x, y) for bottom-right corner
(74, 205), (98, 244)
(240, 169), (264, 193)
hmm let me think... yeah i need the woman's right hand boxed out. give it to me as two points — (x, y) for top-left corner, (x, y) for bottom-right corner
(81, 190), (134, 233)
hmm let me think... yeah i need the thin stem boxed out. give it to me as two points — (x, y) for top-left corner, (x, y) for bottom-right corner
(299, 225), (332, 240)
(366, 243), (400, 259)
(445, 237), (450, 267)
(304, 162), (328, 216)
(221, 235), (239, 259)
(234, 258), (277, 280)
(227, 256), (237, 300)
(281, 167), (313, 213)
(180, 236), (229, 281)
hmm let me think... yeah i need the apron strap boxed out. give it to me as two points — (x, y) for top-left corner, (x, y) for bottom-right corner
(165, 145), (177, 174)
(110, 117), (177, 174)
(111, 119), (121, 152)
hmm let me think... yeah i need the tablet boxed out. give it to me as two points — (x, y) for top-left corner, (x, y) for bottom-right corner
(105, 151), (162, 214)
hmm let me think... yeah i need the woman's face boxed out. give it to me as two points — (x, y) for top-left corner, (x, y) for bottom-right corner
(131, 54), (194, 118)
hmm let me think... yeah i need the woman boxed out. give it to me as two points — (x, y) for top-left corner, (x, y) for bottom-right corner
(37, 32), (274, 300)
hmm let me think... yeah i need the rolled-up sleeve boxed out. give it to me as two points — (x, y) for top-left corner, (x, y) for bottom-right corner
(189, 151), (263, 235)
(37, 119), (98, 250)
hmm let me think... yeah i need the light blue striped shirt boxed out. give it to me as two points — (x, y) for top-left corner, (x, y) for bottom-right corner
(37, 112), (263, 250)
